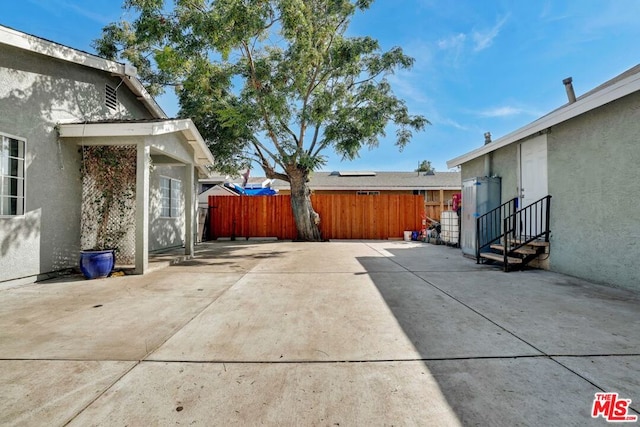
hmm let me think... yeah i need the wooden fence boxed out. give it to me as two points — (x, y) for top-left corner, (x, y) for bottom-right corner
(208, 194), (426, 240)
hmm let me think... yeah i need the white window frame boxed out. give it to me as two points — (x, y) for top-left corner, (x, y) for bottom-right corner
(0, 133), (26, 217)
(159, 176), (182, 218)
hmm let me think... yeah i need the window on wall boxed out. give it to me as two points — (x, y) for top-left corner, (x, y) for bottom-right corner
(160, 176), (181, 218)
(1, 135), (25, 216)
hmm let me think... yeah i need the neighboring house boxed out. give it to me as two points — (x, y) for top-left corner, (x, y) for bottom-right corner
(198, 184), (239, 207)
(309, 171), (460, 215)
(207, 171), (462, 219)
(447, 65), (640, 292)
(0, 25), (214, 285)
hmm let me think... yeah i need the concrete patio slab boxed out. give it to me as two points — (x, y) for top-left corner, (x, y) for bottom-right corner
(149, 271), (423, 361)
(0, 269), (237, 360)
(415, 269), (640, 355)
(423, 357), (607, 426)
(248, 241), (382, 273)
(68, 361), (462, 426)
(367, 271), (540, 359)
(150, 269), (537, 362)
(553, 356), (640, 413)
(1, 241), (638, 425)
(0, 360), (134, 426)
(365, 241), (490, 272)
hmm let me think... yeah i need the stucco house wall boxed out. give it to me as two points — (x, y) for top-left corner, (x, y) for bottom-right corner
(0, 43), (152, 283)
(455, 90), (639, 292)
(460, 143), (519, 202)
(547, 91), (640, 290)
(149, 165), (186, 252)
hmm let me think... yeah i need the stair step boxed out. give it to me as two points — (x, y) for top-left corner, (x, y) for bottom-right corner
(480, 252), (523, 264)
(490, 244), (538, 255)
(508, 238), (549, 247)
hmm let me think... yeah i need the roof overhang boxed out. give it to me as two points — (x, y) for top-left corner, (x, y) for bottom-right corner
(58, 119), (214, 177)
(447, 67), (640, 168)
(0, 25), (166, 119)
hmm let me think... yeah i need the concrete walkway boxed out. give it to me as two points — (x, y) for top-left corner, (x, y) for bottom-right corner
(1, 241), (638, 426)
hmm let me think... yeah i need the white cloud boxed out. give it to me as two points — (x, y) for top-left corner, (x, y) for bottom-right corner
(387, 72), (431, 105)
(438, 117), (469, 131)
(478, 106), (522, 117)
(437, 33), (466, 50)
(477, 105), (542, 118)
(472, 15), (509, 52)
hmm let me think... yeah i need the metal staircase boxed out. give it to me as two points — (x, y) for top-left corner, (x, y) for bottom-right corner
(476, 195), (551, 271)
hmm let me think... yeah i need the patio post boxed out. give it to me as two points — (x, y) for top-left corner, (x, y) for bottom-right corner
(184, 162), (195, 256)
(135, 141), (150, 274)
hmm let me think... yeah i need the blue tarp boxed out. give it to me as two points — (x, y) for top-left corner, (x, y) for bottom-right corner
(229, 183), (277, 196)
(243, 187), (277, 196)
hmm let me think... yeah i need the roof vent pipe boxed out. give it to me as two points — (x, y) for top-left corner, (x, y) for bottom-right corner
(483, 132), (492, 176)
(563, 77), (577, 104)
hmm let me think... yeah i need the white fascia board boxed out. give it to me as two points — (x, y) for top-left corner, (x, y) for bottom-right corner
(0, 25), (126, 75)
(151, 119), (215, 168)
(446, 69), (640, 168)
(121, 78), (167, 119)
(178, 120), (216, 169)
(58, 122), (155, 138)
(0, 25), (166, 119)
(58, 119), (214, 176)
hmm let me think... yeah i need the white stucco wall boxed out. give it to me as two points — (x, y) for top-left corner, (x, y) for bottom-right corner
(547, 91), (640, 291)
(149, 165), (186, 252)
(459, 91), (640, 292)
(0, 44), (153, 284)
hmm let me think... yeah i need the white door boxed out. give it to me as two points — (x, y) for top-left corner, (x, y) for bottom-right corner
(520, 135), (548, 207)
(519, 135), (548, 236)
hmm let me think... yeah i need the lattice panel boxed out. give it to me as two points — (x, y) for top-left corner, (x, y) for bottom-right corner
(80, 146), (136, 265)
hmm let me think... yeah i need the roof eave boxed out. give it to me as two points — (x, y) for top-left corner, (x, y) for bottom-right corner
(0, 25), (166, 119)
(58, 119), (214, 177)
(446, 68), (640, 168)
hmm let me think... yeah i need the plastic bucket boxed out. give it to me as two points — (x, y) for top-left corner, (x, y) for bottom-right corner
(403, 231), (411, 241)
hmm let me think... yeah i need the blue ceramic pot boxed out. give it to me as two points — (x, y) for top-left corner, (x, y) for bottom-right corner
(79, 250), (115, 279)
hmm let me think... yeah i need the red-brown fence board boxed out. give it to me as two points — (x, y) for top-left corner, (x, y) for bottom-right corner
(209, 194), (426, 240)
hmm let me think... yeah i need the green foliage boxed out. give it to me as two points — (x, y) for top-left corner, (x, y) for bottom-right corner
(416, 160), (435, 173)
(95, 0), (429, 239)
(94, 0), (428, 179)
(80, 146), (137, 251)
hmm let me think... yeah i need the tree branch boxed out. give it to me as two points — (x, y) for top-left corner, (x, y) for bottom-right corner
(241, 41), (289, 162)
(306, 124), (321, 156)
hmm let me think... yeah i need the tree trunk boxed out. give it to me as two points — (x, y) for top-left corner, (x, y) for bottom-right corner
(288, 169), (322, 241)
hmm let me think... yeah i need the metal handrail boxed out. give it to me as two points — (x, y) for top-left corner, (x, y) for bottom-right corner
(503, 196), (552, 264)
(475, 197), (518, 263)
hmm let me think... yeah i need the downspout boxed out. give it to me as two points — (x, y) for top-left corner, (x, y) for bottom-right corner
(483, 132), (492, 177)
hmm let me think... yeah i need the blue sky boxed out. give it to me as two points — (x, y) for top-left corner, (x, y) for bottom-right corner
(3, 0), (640, 173)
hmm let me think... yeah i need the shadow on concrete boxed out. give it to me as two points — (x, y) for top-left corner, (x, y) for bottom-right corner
(163, 241), (289, 269)
(356, 243), (640, 425)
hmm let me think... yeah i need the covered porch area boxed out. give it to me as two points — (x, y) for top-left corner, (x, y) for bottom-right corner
(58, 118), (214, 274)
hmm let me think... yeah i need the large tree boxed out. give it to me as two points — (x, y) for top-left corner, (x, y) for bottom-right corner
(95, 0), (428, 241)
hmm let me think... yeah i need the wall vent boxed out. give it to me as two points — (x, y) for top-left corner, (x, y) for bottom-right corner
(105, 83), (118, 110)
